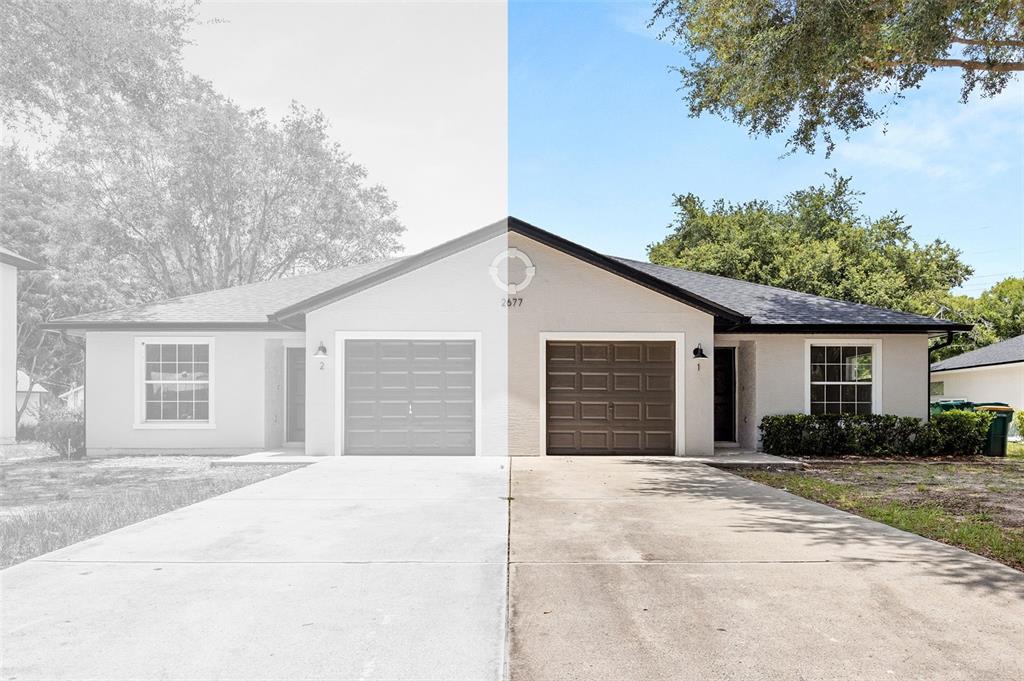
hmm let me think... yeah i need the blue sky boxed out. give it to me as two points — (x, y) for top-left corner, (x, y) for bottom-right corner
(509, 0), (1024, 295)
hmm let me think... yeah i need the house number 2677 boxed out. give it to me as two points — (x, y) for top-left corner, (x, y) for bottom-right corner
(501, 297), (523, 308)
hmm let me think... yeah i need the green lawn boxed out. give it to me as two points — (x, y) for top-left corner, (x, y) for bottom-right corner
(738, 461), (1024, 571)
(0, 454), (302, 568)
(1008, 440), (1024, 460)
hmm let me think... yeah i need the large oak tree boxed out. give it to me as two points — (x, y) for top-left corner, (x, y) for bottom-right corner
(651, 0), (1024, 153)
(51, 78), (404, 300)
(647, 175), (973, 315)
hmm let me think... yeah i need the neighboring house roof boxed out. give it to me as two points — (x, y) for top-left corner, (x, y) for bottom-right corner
(931, 334), (1024, 372)
(0, 245), (41, 270)
(43, 216), (970, 334)
(16, 371), (48, 393)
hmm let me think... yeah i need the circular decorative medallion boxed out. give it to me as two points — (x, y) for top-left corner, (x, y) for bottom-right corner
(489, 248), (536, 294)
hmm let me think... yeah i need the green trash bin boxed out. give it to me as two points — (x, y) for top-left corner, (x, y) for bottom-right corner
(930, 399), (974, 418)
(973, 404), (1015, 457)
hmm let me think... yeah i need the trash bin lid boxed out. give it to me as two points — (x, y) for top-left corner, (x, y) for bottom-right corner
(975, 405), (1014, 412)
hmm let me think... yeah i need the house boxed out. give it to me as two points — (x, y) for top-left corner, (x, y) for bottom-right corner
(59, 385), (85, 412)
(1, 245), (40, 444)
(15, 370), (51, 427)
(931, 334), (1024, 434)
(44, 218), (969, 457)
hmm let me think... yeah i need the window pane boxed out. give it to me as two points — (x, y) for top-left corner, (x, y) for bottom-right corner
(826, 365), (842, 382)
(194, 345), (209, 362)
(857, 384), (872, 402)
(810, 364), (826, 382)
(826, 346), (841, 363)
(856, 402), (872, 415)
(195, 402), (209, 420)
(193, 363), (209, 380)
(841, 346), (858, 361)
(146, 344), (160, 361)
(841, 384), (856, 402)
(825, 403), (841, 414)
(179, 402), (195, 420)
(810, 385), (825, 402)
(160, 345), (176, 361)
(810, 346), (826, 363)
(146, 402), (162, 419)
(161, 403), (178, 420)
(811, 402), (825, 415)
(178, 344), (193, 362)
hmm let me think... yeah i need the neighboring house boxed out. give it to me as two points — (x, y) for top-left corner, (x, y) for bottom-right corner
(44, 218), (969, 457)
(59, 385), (85, 412)
(931, 334), (1024, 434)
(1, 245), (40, 444)
(15, 370), (50, 427)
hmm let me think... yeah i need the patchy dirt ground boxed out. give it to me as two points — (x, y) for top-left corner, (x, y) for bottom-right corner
(792, 460), (1024, 530)
(0, 455), (294, 515)
(740, 458), (1024, 571)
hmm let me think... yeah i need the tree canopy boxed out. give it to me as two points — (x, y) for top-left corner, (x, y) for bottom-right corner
(932, 277), (1024, 359)
(0, 0), (198, 131)
(647, 175), (973, 315)
(651, 0), (1024, 153)
(51, 78), (404, 299)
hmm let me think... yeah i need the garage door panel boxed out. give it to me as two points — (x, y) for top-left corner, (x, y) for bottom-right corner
(612, 373), (642, 391)
(344, 339), (476, 455)
(546, 341), (675, 455)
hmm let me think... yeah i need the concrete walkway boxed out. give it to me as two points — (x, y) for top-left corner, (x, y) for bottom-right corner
(1, 457), (510, 681)
(3, 456), (1023, 680)
(507, 457), (1024, 681)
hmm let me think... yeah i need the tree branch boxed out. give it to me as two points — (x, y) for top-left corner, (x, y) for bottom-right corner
(952, 36), (1024, 49)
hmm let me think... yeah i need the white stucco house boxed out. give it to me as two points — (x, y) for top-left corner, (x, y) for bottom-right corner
(44, 218), (969, 457)
(2, 245), (40, 444)
(931, 334), (1024, 434)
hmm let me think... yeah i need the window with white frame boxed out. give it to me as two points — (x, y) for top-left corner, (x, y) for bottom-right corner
(142, 342), (211, 421)
(809, 344), (873, 415)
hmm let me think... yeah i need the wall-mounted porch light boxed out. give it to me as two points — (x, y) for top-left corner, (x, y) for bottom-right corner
(313, 342), (328, 358)
(692, 343), (708, 371)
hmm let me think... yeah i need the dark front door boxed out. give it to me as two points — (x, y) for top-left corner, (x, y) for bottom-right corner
(714, 347), (736, 442)
(546, 341), (675, 455)
(286, 347), (306, 442)
(344, 339), (476, 455)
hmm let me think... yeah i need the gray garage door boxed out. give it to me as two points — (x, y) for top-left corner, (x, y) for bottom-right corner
(546, 341), (675, 455)
(344, 339), (476, 455)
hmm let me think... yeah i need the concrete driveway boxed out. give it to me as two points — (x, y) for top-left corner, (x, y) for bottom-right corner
(4, 456), (1024, 681)
(508, 457), (1024, 681)
(1, 457), (510, 681)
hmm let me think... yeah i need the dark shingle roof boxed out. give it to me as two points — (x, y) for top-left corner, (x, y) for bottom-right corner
(49, 259), (400, 327)
(46, 218), (968, 333)
(612, 257), (959, 330)
(931, 334), (1024, 372)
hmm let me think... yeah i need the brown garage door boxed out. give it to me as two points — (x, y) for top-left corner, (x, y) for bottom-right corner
(345, 339), (475, 455)
(546, 341), (675, 455)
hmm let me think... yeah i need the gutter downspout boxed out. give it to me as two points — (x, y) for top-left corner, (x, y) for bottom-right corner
(927, 330), (955, 420)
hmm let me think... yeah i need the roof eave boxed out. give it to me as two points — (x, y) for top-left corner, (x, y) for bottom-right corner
(717, 322), (974, 334)
(0, 252), (42, 270)
(40, 320), (300, 333)
(931, 358), (1024, 373)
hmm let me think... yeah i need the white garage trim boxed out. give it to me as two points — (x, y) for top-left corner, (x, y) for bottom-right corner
(333, 331), (483, 456)
(538, 332), (687, 456)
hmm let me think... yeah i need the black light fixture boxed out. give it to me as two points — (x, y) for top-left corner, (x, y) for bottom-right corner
(692, 343), (708, 360)
(313, 341), (328, 358)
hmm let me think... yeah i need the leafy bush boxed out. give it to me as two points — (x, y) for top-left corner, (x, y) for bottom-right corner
(16, 422), (38, 442)
(35, 406), (85, 459)
(1014, 410), (1023, 439)
(759, 410), (994, 458)
(929, 410), (993, 457)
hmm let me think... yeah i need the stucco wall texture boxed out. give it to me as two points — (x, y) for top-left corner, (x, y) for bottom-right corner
(81, 232), (933, 456)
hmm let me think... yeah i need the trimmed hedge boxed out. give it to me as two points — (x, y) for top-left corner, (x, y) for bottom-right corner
(759, 410), (994, 458)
